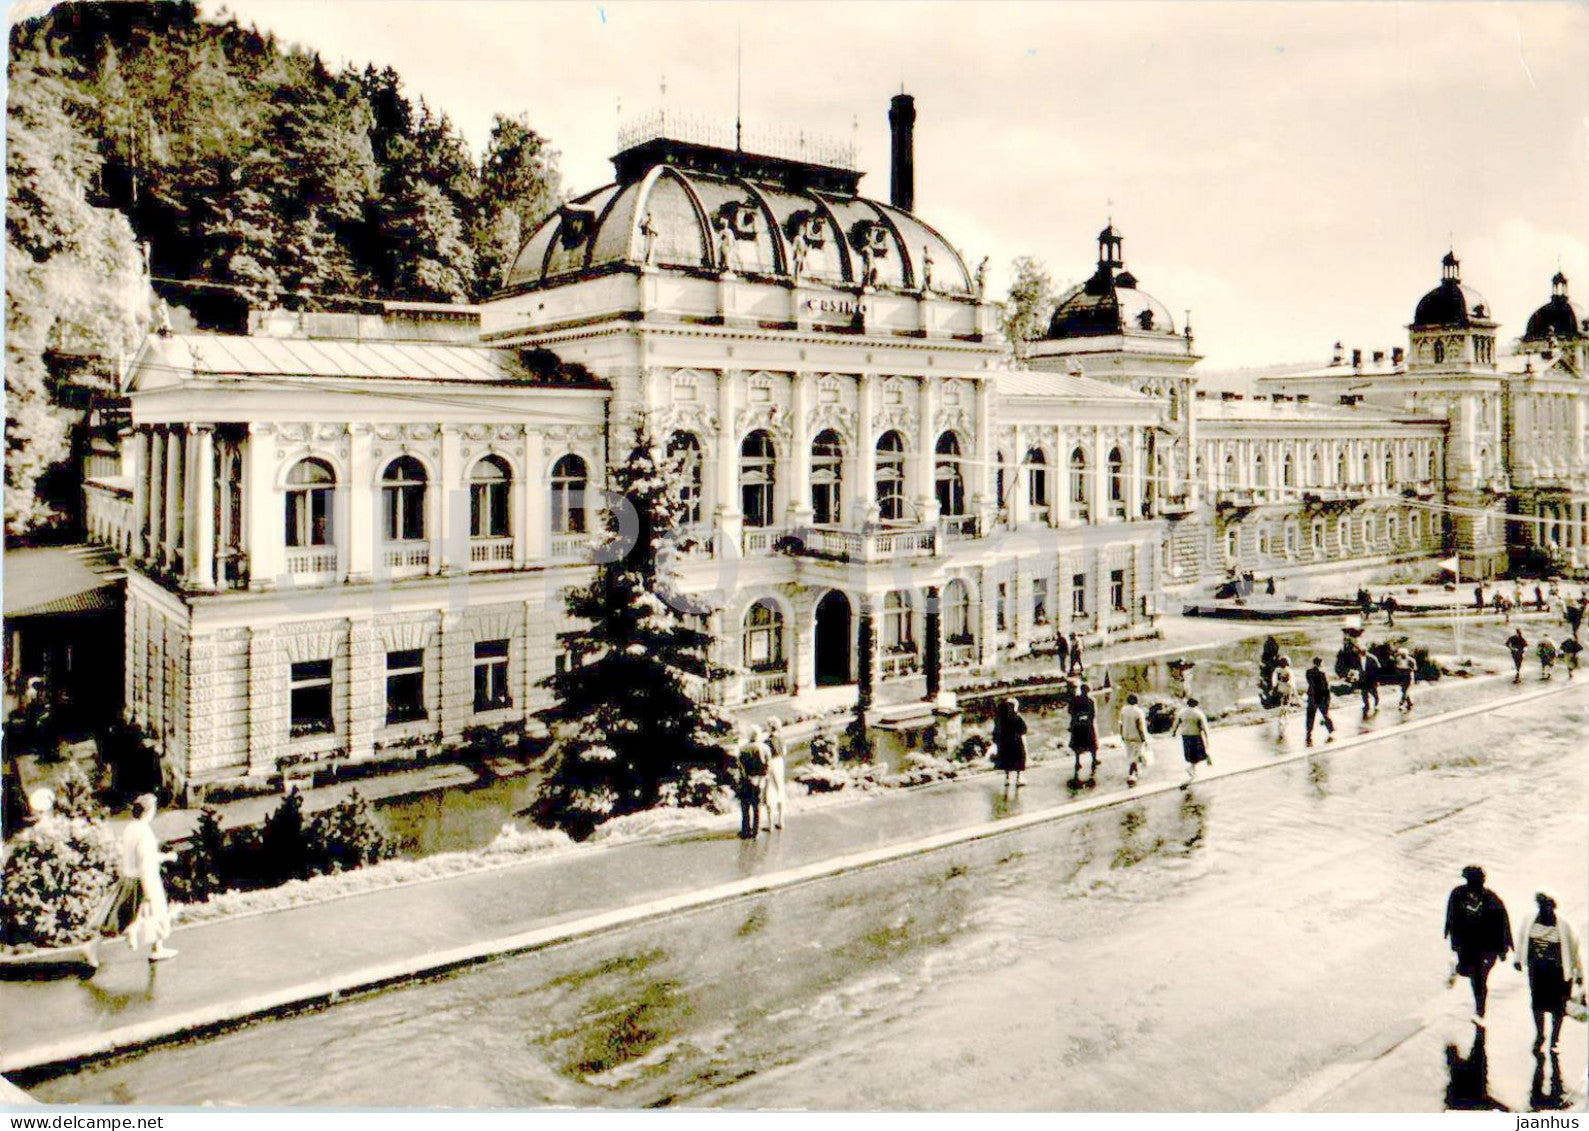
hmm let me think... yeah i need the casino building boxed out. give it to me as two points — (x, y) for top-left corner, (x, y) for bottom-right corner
(105, 98), (1168, 799)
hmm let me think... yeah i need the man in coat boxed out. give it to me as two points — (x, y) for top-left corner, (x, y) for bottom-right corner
(1304, 656), (1334, 745)
(1445, 865), (1513, 1023)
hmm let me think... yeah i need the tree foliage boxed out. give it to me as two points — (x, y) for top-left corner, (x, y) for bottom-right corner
(1002, 255), (1057, 365)
(534, 427), (732, 838)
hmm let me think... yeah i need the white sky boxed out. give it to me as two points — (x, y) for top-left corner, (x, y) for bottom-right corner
(207, 0), (1588, 368)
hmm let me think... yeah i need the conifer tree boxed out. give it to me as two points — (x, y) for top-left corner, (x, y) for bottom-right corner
(534, 425), (730, 838)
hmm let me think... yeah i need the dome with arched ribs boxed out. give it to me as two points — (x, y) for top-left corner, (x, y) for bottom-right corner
(1412, 250), (1493, 327)
(1523, 272), (1583, 341)
(502, 145), (973, 297)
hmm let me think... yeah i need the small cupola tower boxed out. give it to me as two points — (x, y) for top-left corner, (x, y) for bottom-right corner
(1098, 222), (1123, 270)
(1408, 248), (1499, 372)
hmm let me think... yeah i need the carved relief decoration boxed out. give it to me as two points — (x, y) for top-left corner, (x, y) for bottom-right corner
(806, 402), (856, 445)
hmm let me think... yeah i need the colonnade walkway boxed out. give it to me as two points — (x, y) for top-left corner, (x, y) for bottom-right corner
(4, 653), (1582, 1081)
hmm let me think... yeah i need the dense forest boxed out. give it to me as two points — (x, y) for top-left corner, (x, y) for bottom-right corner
(6, 1), (564, 536)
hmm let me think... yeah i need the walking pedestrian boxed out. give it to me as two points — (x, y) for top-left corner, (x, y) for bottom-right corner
(1513, 891), (1584, 1053)
(82, 794), (179, 968)
(1304, 656), (1335, 745)
(1474, 583), (1486, 612)
(1119, 693), (1151, 787)
(1272, 656), (1298, 733)
(1445, 865), (1513, 1023)
(1171, 698), (1212, 786)
(1067, 632), (1084, 676)
(762, 718), (787, 831)
(1055, 631), (1070, 676)
(1068, 683), (1100, 783)
(1561, 635), (1581, 680)
(1534, 585), (1546, 611)
(1382, 594), (1398, 627)
(1359, 647), (1382, 712)
(1537, 638), (1558, 681)
(1507, 629), (1528, 683)
(992, 697), (1028, 790)
(1394, 648), (1417, 710)
(1564, 599), (1582, 641)
(734, 730), (766, 839)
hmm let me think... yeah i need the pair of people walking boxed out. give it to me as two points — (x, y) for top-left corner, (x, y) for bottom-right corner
(1445, 866), (1584, 1051)
(733, 721), (786, 838)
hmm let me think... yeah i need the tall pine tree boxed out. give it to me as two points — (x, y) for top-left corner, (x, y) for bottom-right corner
(534, 426), (730, 838)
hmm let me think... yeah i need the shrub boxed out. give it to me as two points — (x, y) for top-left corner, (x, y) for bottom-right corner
(310, 790), (395, 873)
(0, 815), (118, 947)
(792, 762), (885, 795)
(656, 766), (731, 812)
(953, 734), (991, 763)
(258, 789), (314, 885)
(808, 732), (840, 766)
(50, 759), (104, 819)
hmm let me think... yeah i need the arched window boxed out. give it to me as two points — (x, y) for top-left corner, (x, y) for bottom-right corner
(285, 458), (335, 548)
(811, 430), (843, 526)
(934, 432), (965, 517)
(742, 599), (784, 671)
(1308, 449), (1321, 487)
(1070, 447), (1089, 520)
(1336, 449), (1348, 484)
(1254, 451), (1269, 490)
(1433, 341), (1445, 364)
(667, 432), (703, 525)
(1384, 450), (1396, 485)
(1360, 450), (1372, 483)
(884, 590), (914, 651)
(550, 454), (588, 534)
(943, 579), (972, 643)
(382, 457), (427, 543)
(876, 431), (907, 523)
(1282, 453), (1295, 490)
(469, 456), (511, 539)
(1107, 446), (1125, 516)
(740, 431), (776, 528)
(1223, 451), (1236, 489)
(1025, 448), (1050, 515)
(1427, 449), (1438, 481)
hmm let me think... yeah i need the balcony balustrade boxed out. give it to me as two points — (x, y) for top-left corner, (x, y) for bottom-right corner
(879, 649), (921, 681)
(382, 543), (430, 571)
(286, 548), (339, 576)
(943, 641), (976, 670)
(549, 532), (592, 561)
(939, 513), (979, 541)
(469, 537), (515, 568)
(742, 669), (789, 701)
(792, 524), (937, 563)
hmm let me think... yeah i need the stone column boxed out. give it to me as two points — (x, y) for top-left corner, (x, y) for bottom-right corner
(857, 593), (877, 712)
(188, 425), (217, 589)
(245, 423), (283, 589)
(854, 374), (877, 524)
(916, 377), (938, 524)
(923, 584), (942, 701)
(164, 426), (183, 569)
(347, 425), (373, 582)
(788, 372), (812, 528)
(715, 371), (740, 554)
(1128, 427), (1144, 520)
(149, 428), (166, 563)
(132, 428), (150, 561)
(974, 378), (993, 529)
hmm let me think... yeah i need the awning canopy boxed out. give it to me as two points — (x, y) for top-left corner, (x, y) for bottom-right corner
(3, 545), (123, 620)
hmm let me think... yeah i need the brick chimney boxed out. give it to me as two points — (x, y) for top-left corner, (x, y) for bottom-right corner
(889, 92), (916, 213)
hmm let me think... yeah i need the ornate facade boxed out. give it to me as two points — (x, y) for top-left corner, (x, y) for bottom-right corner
(113, 106), (1166, 799)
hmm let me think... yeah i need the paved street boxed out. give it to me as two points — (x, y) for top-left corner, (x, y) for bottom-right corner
(23, 682), (1587, 1110)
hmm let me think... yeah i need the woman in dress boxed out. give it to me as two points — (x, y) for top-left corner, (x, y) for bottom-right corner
(83, 793), (178, 968)
(991, 697), (1028, 790)
(1514, 890), (1584, 1052)
(1068, 683), (1100, 782)
(761, 718), (787, 832)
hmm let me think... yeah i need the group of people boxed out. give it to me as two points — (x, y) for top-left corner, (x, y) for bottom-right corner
(1444, 866), (1584, 1052)
(732, 719), (788, 839)
(1329, 635), (1418, 714)
(1506, 627), (1583, 683)
(991, 689), (1214, 792)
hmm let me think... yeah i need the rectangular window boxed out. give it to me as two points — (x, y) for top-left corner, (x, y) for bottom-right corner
(1258, 528), (1272, 556)
(473, 640), (511, 712)
(1072, 572), (1087, 616)
(385, 648), (427, 725)
(1388, 516), (1399, 543)
(996, 582), (1008, 631)
(1032, 578), (1049, 626)
(1311, 520), (1324, 552)
(289, 659), (334, 737)
(1225, 526), (1239, 562)
(1110, 569), (1126, 611)
(1285, 524), (1299, 556)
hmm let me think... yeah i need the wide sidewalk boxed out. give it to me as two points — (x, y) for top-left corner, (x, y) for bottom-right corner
(3, 667), (1584, 1081)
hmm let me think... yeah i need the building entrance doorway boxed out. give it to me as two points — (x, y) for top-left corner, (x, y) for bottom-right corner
(814, 590), (853, 686)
